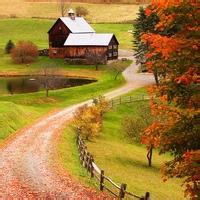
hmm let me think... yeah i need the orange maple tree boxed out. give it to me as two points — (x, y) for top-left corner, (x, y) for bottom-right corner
(140, 1), (200, 199)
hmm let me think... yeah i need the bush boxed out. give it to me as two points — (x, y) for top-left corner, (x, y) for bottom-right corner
(74, 97), (109, 140)
(5, 40), (15, 54)
(75, 6), (89, 17)
(122, 104), (153, 143)
(122, 117), (143, 143)
(11, 41), (38, 64)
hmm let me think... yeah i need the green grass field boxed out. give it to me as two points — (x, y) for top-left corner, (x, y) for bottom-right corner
(0, 19), (133, 50)
(58, 88), (185, 200)
(0, 0), (144, 23)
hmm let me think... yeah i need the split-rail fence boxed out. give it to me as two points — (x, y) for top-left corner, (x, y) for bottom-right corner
(76, 132), (150, 200)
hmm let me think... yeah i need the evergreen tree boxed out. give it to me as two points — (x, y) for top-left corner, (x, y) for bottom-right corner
(133, 6), (159, 72)
(5, 40), (15, 54)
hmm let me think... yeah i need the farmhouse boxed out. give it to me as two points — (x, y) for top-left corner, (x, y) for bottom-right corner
(48, 9), (119, 62)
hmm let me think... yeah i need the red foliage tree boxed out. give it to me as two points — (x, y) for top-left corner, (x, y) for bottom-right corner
(11, 41), (38, 64)
(140, 1), (200, 199)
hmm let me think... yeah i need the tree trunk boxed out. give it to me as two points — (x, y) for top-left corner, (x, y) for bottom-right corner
(147, 146), (153, 167)
(46, 89), (49, 97)
(153, 67), (159, 86)
(95, 64), (98, 71)
(114, 71), (120, 80)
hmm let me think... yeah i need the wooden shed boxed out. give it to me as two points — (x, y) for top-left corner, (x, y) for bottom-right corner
(48, 10), (119, 62)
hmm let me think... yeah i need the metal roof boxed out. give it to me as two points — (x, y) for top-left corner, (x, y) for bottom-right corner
(60, 17), (95, 33)
(64, 33), (115, 46)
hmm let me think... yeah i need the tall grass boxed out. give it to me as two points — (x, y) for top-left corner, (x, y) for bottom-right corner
(0, 1), (144, 23)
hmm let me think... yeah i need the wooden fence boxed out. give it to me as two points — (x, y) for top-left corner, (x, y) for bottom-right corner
(76, 131), (150, 200)
(108, 95), (150, 108)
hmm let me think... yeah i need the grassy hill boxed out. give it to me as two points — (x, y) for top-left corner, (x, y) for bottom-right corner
(27, 0), (149, 4)
(0, 0), (145, 23)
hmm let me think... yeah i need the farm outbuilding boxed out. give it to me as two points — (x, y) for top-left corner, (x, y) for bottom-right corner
(48, 9), (119, 62)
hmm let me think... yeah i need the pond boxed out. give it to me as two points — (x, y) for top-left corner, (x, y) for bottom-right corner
(0, 75), (97, 94)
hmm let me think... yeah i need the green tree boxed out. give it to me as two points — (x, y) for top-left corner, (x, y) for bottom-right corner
(5, 40), (15, 54)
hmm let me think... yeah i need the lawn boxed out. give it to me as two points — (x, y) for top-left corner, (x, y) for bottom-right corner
(0, 19), (133, 50)
(58, 88), (185, 200)
(0, 0), (144, 23)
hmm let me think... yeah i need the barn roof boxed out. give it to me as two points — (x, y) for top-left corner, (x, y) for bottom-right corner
(64, 33), (118, 46)
(59, 17), (95, 33)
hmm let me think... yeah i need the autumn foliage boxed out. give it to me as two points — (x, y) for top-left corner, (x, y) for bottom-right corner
(74, 96), (109, 140)
(139, 1), (199, 199)
(11, 41), (38, 64)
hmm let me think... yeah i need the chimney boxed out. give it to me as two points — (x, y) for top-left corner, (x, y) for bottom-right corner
(68, 8), (75, 20)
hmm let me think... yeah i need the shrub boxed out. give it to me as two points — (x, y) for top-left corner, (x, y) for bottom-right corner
(11, 41), (38, 64)
(5, 40), (15, 54)
(122, 104), (153, 143)
(75, 6), (89, 17)
(122, 117), (143, 143)
(74, 97), (109, 140)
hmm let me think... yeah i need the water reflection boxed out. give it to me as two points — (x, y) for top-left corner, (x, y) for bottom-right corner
(0, 76), (96, 94)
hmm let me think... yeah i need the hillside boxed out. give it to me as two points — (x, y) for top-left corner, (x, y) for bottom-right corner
(27, 0), (150, 4)
(0, 0), (147, 23)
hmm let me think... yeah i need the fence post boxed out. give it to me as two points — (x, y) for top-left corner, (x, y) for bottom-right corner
(82, 147), (87, 167)
(144, 192), (150, 200)
(119, 183), (127, 199)
(100, 170), (104, 191)
(90, 155), (94, 178)
(86, 152), (90, 172)
(140, 192), (150, 200)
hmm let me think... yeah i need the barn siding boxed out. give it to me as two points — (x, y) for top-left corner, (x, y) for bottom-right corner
(49, 46), (108, 59)
(49, 19), (71, 48)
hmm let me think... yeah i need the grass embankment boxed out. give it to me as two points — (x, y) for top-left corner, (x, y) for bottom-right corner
(0, 0), (143, 23)
(0, 101), (40, 144)
(0, 19), (133, 50)
(58, 88), (185, 200)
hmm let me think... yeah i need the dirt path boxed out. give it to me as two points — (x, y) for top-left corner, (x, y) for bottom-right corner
(0, 53), (155, 198)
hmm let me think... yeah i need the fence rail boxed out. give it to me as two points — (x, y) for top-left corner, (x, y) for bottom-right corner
(76, 131), (150, 200)
(108, 95), (150, 108)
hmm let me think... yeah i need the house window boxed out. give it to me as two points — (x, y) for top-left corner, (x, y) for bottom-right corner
(113, 45), (118, 49)
(108, 45), (112, 50)
(113, 52), (118, 56)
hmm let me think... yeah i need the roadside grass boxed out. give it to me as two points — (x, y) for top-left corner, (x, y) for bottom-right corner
(0, 101), (40, 144)
(57, 127), (98, 188)
(0, 1), (143, 23)
(0, 19), (133, 50)
(58, 88), (185, 200)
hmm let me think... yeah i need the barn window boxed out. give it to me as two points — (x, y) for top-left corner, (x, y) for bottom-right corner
(113, 52), (118, 56)
(108, 45), (112, 50)
(113, 45), (118, 49)
(108, 53), (112, 57)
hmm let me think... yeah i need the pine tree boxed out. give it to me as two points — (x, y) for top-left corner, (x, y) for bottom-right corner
(5, 40), (15, 54)
(133, 6), (159, 72)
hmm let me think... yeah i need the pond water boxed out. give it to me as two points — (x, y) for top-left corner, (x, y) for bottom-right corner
(0, 75), (97, 94)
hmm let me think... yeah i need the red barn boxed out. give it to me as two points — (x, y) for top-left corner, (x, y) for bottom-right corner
(48, 9), (119, 62)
